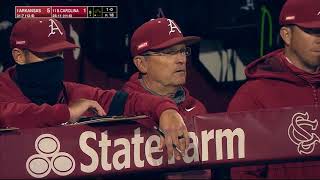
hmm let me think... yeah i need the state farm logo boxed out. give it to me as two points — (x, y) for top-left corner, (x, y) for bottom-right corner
(288, 112), (320, 155)
(26, 134), (75, 178)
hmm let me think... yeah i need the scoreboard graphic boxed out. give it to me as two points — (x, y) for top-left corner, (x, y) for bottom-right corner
(15, 6), (118, 18)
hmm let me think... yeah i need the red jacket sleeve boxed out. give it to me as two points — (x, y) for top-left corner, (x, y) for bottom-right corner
(123, 92), (178, 127)
(0, 82), (178, 129)
(0, 102), (69, 128)
(66, 83), (178, 127)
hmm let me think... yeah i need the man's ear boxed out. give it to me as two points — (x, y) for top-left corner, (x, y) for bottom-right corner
(133, 56), (148, 74)
(280, 26), (292, 46)
(12, 48), (26, 65)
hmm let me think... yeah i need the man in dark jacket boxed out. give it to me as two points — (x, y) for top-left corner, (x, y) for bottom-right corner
(228, 0), (320, 179)
(0, 18), (190, 160)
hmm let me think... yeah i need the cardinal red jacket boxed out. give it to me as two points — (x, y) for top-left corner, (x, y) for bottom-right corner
(122, 72), (207, 124)
(0, 67), (178, 129)
(228, 49), (320, 179)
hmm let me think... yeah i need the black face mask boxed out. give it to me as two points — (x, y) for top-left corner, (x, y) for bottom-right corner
(15, 56), (64, 105)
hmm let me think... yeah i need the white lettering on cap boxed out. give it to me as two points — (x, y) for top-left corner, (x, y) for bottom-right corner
(16, 40), (26, 45)
(285, 16), (295, 21)
(318, 11), (320, 16)
(167, 19), (181, 35)
(137, 42), (148, 50)
(48, 19), (63, 37)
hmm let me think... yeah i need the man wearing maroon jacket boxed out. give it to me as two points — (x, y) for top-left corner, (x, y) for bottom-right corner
(228, 0), (320, 179)
(124, 17), (207, 124)
(0, 18), (190, 160)
(123, 18), (208, 179)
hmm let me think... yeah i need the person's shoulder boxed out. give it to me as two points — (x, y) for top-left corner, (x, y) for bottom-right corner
(193, 98), (207, 113)
(0, 68), (24, 101)
(229, 79), (274, 108)
(228, 80), (265, 112)
(0, 71), (10, 83)
(183, 88), (207, 113)
(245, 78), (284, 89)
(228, 79), (273, 109)
(235, 79), (271, 95)
(122, 73), (145, 93)
(0, 68), (16, 88)
(64, 81), (88, 88)
(63, 81), (100, 92)
(186, 94), (204, 106)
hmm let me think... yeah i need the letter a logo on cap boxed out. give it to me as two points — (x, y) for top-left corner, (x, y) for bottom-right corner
(48, 19), (63, 37)
(167, 19), (181, 35)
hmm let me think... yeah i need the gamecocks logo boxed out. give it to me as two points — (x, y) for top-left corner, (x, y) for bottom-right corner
(288, 112), (320, 155)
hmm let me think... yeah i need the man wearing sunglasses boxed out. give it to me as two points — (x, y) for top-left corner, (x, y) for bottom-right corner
(123, 18), (208, 179)
(228, 0), (320, 179)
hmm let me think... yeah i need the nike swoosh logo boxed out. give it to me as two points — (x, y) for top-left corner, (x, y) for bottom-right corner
(185, 106), (196, 112)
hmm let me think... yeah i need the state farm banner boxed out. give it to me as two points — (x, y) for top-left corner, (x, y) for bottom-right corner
(0, 121), (200, 179)
(194, 105), (320, 166)
(1, 106), (320, 179)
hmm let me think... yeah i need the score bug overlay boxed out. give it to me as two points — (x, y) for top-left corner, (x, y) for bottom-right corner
(15, 6), (118, 19)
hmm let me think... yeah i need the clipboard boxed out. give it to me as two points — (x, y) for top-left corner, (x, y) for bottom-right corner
(0, 115), (149, 130)
(65, 115), (148, 126)
(0, 127), (19, 132)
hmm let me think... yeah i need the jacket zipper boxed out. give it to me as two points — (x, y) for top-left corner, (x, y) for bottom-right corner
(311, 85), (319, 106)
